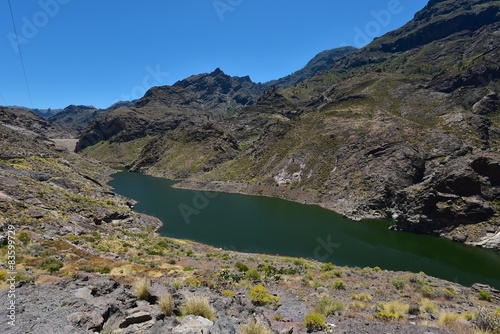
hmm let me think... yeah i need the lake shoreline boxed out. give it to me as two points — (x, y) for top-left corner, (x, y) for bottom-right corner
(141, 172), (500, 252)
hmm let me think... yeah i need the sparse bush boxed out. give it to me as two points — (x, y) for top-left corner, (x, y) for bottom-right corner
(475, 307), (500, 333)
(478, 290), (493, 302)
(182, 297), (214, 321)
(185, 277), (201, 288)
(316, 298), (345, 316)
(390, 277), (406, 290)
(350, 301), (367, 311)
(248, 285), (272, 306)
(171, 280), (182, 290)
(304, 312), (326, 331)
(351, 293), (372, 302)
(320, 263), (335, 272)
(333, 278), (346, 290)
(238, 321), (272, 334)
(274, 313), (282, 321)
(420, 298), (438, 314)
(376, 301), (409, 321)
(133, 278), (150, 300)
(438, 312), (459, 327)
(158, 293), (173, 316)
(18, 232), (30, 245)
(438, 286), (458, 300)
(222, 290), (236, 298)
(235, 261), (249, 272)
(156, 239), (170, 249)
(373, 266), (382, 272)
(41, 257), (63, 273)
(185, 249), (193, 257)
(96, 266), (111, 274)
(245, 269), (261, 282)
(80, 265), (95, 272)
(420, 284), (436, 298)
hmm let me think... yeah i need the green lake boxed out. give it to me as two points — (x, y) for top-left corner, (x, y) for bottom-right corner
(109, 171), (500, 288)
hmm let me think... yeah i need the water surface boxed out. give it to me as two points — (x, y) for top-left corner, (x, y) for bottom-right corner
(109, 171), (500, 288)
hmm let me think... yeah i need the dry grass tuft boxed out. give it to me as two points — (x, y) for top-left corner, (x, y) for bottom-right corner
(238, 321), (272, 334)
(133, 278), (150, 300)
(158, 293), (174, 316)
(182, 296), (215, 321)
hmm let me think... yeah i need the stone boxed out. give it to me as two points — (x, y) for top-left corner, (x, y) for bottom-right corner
(172, 315), (214, 333)
(119, 311), (153, 328)
(67, 311), (104, 331)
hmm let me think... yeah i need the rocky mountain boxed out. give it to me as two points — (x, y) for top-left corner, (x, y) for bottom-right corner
(31, 107), (63, 119)
(48, 105), (106, 132)
(265, 46), (357, 89)
(76, 0), (500, 249)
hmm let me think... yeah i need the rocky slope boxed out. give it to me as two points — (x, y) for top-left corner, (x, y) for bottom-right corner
(48, 105), (106, 132)
(265, 46), (357, 89)
(77, 0), (500, 249)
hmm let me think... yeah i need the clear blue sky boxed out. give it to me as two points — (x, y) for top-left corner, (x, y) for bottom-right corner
(1, 0), (426, 109)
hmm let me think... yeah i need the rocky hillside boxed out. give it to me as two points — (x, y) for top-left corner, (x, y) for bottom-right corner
(265, 46), (357, 89)
(0, 106), (76, 139)
(48, 105), (106, 132)
(4, 99), (500, 334)
(77, 0), (500, 249)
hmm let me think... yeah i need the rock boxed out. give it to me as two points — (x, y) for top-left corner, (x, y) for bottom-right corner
(210, 316), (237, 334)
(119, 311), (153, 328)
(67, 311), (104, 331)
(172, 315), (214, 333)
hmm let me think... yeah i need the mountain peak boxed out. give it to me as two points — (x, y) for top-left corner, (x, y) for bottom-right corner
(211, 67), (224, 76)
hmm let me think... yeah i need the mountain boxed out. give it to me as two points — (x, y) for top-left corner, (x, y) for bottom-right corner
(31, 107), (63, 119)
(265, 46), (357, 89)
(77, 0), (500, 249)
(0, 106), (76, 139)
(48, 105), (106, 132)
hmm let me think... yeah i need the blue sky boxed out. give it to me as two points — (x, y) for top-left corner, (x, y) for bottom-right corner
(1, 0), (427, 109)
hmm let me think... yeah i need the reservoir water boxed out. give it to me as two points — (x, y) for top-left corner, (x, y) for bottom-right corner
(109, 171), (500, 288)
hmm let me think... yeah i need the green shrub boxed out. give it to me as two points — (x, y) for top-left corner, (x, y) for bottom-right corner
(41, 258), (63, 273)
(420, 284), (436, 298)
(333, 279), (346, 290)
(248, 285), (272, 305)
(80, 265), (95, 272)
(478, 290), (493, 302)
(304, 312), (326, 331)
(18, 232), (30, 245)
(245, 269), (261, 282)
(96, 266), (111, 274)
(390, 277), (406, 290)
(186, 249), (193, 257)
(235, 261), (249, 272)
(156, 240), (170, 249)
(320, 263), (335, 272)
